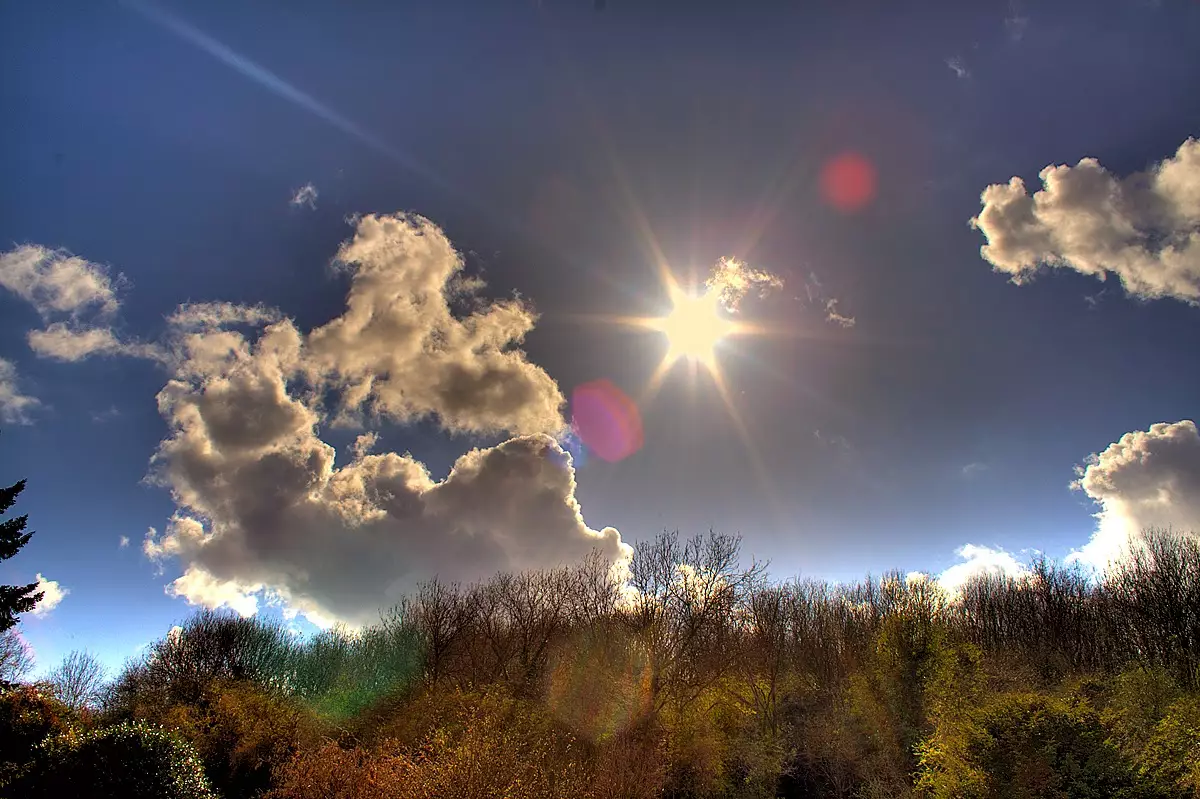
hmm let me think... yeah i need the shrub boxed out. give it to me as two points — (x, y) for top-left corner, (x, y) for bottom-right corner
(13, 720), (217, 799)
(1139, 695), (1200, 796)
(0, 683), (73, 789)
(916, 692), (1162, 799)
(158, 680), (323, 799)
(270, 690), (587, 799)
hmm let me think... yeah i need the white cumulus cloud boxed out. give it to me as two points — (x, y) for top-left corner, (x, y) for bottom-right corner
(0, 358), (41, 425)
(303, 213), (566, 435)
(971, 137), (1200, 303)
(31, 573), (68, 617)
(137, 213), (627, 628)
(1070, 420), (1200, 569)
(934, 543), (1029, 596)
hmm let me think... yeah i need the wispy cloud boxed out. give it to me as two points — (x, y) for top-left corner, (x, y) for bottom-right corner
(962, 461), (988, 478)
(705, 257), (783, 311)
(27, 323), (163, 363)
(802, 273), (857, 328)
(289, 182), (318, 210)
(0, 358), (41, 425)
(119, 535), (131, 549)
(824, 298), (856, 328)
(0, 245), (121, 318)
(1004, 2), (1029, 41)
(92, 406), (121, 423)
(946, 56), (970, 79)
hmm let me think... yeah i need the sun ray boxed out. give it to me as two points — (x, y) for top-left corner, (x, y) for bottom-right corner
(709, 365), (784, 522)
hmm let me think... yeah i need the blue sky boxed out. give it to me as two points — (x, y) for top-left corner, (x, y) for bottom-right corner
(2, 0), (1200, 677)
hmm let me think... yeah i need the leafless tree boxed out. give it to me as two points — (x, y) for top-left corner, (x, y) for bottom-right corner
(48, 649), (106, 711)
(625, 529), (767, 711)
(0, 628), (34, 684)
(393, 578), (469, 684)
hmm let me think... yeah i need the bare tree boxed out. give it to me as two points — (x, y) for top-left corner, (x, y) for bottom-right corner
(48, 649), (106, 711)
(626, 530), (767, 711)
(0, 628), (34, 685)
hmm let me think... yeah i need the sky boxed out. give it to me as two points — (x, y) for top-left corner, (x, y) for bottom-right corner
(2, 0), (1200, 677)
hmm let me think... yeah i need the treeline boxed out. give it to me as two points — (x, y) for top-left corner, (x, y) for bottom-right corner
(3, 529), (1200, 798)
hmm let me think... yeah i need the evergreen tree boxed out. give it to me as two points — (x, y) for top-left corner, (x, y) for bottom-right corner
(0, 476), (42, 633)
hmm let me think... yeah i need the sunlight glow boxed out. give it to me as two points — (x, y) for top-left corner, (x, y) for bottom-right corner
(650, 287), (736, 369)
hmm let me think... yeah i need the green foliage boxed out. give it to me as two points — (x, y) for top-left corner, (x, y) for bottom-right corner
(13, 720), (217, 799)
(916, 692), (1162, 799)
(280, 620), (423, 720)
(1139, 695), (1200, 795)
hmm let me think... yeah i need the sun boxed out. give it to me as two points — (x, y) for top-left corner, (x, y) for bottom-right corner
(651, 289), (735, 369)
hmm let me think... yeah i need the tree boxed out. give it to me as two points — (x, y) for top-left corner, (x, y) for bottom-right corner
(48, 650), (106, 712)
(0, 474), (42, 632)
(0, 629), (35, 684)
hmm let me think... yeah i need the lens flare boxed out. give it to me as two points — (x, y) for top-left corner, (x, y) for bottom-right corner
(820, 151), (877, 212)
(571, 379), (644, 463)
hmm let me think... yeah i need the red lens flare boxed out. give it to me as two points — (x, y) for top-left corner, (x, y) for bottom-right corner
(571, 379), (644, 463)
(820, 152), (877, 213)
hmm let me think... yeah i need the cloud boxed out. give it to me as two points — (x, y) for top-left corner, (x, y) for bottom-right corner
(1070, 420), (1200, 569)
(119, 535), (130, 549)
(167, 302), (281, 331)
(0, 245), (121, 318)
(31, 573), (68, 617)
(290, 183), (318, 210)
(0, 358), (41, 425)
(1005, 1), (1029, 41)
(705, 257), (783, 311)
(962, 461), (988, 478)
(823, 298), (856, 328)
(935, 544), (1029, 596)
(946, 57), (970, 79)
(92, 406), (121, 423)
(303, 213), (566, 435)
(138, 213), (627, 628)
(26, 323), (162, 363)
(802, 272), (856, 328)
(971, 137), (1200, 303)
(0, 243), (161, 365)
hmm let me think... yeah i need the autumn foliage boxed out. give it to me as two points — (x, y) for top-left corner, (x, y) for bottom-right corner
(3, 529), (1200, 798)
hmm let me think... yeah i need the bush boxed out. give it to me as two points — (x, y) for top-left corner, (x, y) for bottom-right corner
(13, 720), (217, 799)
(1139, 695), (1200, 796)
(270, 690), (587, 799)
(157, 680), (322, 799)
(916, 692), (1162, 799)
(0, 684), (74, 789)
